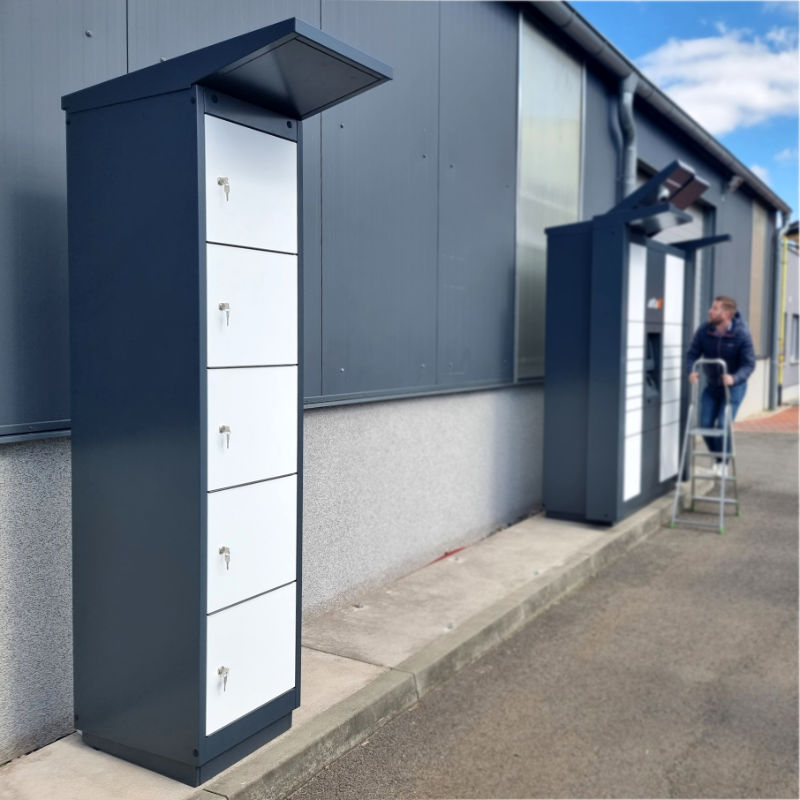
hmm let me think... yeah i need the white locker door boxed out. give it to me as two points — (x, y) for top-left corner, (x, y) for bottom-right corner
(205, 115), (297, 253)
(207, 476), (297, 613)
(206, 245), (298, 368)
(207, 367), (297, 490)
(623, 243), (647, 502)
(205, 583), (296, 735)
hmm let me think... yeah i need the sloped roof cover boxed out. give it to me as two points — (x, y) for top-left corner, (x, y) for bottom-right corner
(62, 17), (392, 118)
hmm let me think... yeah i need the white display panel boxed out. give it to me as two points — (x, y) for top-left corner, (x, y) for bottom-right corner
(662, 379), (682, 404)
(205, 583), (296, 735)
(206, 245), (298, 368)
(623, 243), (648, 502)
(625, 409), (643, 437)
(663, 255), (685, 325)
(207, 476), (297, 613)
(207, 367), (298, 490)
(660, 256), (685, 482)
(627, 244), (647, 322)
(623, 434), (642, 501)
(205, 115), (297, 253)
(660, 421), (680, 482)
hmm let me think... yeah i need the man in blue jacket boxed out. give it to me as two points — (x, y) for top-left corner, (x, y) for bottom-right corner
(687, 295), (755, 475)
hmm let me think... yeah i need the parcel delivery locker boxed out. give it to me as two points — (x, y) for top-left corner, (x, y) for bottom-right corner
(543, 161), (729, 525)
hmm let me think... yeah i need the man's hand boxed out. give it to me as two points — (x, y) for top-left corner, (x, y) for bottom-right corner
(722, 374), (734, 387)
(689, 372), (699, 384)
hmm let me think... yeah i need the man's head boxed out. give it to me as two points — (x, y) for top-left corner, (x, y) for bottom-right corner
(708, 296), (737, 327)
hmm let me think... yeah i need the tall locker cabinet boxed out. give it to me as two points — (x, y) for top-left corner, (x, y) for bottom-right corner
(62, 20), (391, 786)
(542, 162), (729, 526)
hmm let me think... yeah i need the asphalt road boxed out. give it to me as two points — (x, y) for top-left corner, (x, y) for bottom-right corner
(289, 430), (798, 799)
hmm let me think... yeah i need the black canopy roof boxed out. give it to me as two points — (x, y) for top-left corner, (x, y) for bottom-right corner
(62, 17), (392, 119)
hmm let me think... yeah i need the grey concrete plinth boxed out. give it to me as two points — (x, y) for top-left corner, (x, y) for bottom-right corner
(0, 437), (73, 765)
(302, 386), (544, 616)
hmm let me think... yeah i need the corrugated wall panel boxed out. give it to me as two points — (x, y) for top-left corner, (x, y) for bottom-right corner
(582, 71), (618, 218)
(0, 0), (126, 437)
(436, 2), (518, 386)
(716, 189), (754, 309)
(302, 115), (323, 398)
(319, 1), (440, 398)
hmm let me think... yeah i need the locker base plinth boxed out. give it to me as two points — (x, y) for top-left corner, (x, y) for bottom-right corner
(81, 711), (292, 787)
(544, 509), (609, 525)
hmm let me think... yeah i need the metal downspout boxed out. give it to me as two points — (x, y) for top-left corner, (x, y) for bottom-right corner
(770, 210), (792, 409)
(777, 235), (789, 406)
(528, 1), (790, 217)
(618, 73), (638, 200)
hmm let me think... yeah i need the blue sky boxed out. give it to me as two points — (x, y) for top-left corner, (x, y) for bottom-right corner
(570, 1), (799, 219)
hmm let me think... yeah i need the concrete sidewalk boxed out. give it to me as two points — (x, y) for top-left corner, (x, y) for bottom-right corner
(0, 490), (687, 800)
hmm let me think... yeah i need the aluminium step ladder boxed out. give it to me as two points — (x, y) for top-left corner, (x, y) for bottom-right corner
(670, 358), (740, 534)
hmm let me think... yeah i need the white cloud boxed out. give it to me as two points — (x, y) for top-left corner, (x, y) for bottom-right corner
(750, 164), (771, 184)
(763, 1), (800, 18)
(766, 25), (799, 47)
(775, 147), (799, 162)
(637, 28), (799, 136)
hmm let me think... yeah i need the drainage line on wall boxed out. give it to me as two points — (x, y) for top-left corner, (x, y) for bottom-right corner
(618, 73), (638, 202)
(770, 210), (792, 409)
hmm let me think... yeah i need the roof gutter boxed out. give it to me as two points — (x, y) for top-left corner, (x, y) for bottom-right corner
(528, 1), (792, 216)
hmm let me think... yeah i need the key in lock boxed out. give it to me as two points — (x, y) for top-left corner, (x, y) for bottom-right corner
(217, 665), (230, 691)
(217, 176), (230, 201)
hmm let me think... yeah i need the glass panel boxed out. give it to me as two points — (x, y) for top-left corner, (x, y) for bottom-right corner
(516, 20), (583, 379)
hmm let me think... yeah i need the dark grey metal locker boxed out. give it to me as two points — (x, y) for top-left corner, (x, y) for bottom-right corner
(62, 19), (390, 786)
(543, 161), (730, 525)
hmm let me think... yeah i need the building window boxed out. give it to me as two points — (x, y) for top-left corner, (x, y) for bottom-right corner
(515, 19), (583, 380)
(792, 314), (799, 362)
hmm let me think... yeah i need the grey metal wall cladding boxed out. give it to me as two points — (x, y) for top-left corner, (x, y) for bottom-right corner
(582, 72), (620, 219)
(302, 115), (323, 398)
(636, 108), (725, 208)
(437, 3), (518, 386)
(762, 209), (778, 356)
(0, 0), (126, 438)
(319, 1), (440, 398)
(716, 189), (754, 315)
(126, 0), (320, 70)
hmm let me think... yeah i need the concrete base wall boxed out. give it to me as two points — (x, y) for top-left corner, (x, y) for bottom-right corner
(0, 438), (73, 765)
(302, 386), (544, 616)
(781, 383), (799, 404)
(0, 385), (544, 763)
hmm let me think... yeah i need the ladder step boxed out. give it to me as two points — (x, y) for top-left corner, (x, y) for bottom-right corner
(672, 518), (724, 530)
(689, 470), (736, 481)
(690, 428), (728, 437)
(691, 495), (739, 504)
(691, 451), (735, 459)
